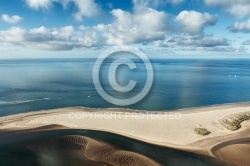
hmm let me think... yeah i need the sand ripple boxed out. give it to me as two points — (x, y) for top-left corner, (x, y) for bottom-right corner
(26, 135), (160, 166)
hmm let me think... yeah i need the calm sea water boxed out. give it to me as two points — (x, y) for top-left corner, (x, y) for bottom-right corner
(1, 58), (250, 116)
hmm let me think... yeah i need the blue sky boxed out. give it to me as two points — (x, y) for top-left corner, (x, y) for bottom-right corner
(0, 0), (250, 58)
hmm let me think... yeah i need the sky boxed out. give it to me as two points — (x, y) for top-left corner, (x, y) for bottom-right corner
(0, 0), (250, 58)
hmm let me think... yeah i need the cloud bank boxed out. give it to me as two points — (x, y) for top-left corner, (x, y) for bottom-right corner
(0, 26), (100, 51)
(0, 0), (244, 54)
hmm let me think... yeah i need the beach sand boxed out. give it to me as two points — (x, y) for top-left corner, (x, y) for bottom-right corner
(1, 103), (250, 165)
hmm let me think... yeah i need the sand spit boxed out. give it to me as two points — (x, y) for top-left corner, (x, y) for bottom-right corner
(1, 103), (250, 165)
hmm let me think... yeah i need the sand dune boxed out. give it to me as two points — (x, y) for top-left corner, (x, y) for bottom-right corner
(1, 103), (250, 165)
(213, 143), (250, 166)
(0, 127), (227, 166)
(24, 135), (159, 166)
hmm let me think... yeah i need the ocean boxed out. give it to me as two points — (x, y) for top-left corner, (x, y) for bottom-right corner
(1, 58), (250, 116)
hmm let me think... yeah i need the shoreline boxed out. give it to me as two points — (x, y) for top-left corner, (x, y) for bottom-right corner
(61, 101), (250, 113)
(2, 101), (250, 118)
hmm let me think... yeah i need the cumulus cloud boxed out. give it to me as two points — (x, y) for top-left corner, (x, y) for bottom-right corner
(26, 0), (52, 9)
(69, 0), (102, 21)
(1, 14), (22, 24)
(0, 24), (231, 51)
(0, 27), (25, 44)
(25, 0), (101, 21)
(176, 10), (217, 34)
(205, 0), (250, 18)
(95, 8), (168, 45)
(0, 2), (232, 52)
(0, 26), (100, 51)
(230, 19), (250, 33)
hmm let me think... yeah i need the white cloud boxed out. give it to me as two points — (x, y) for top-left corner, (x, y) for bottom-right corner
(0, 3), (170, 50)
(205, 0), (250, 18)
(230, 19), (250, 33)
(70, 0), (101, 21)
(176, 10), (217, 34)
(132, 0), (183, 9)
(0, 24), (231, 52)
(95, 8), (168, 45)
(0, 2), (233, 53)
(1, 14), (23, 24)
(25, 0), (101, 21)
(154, 34), (228, 47)
(0, 26), (100, 51)
(0, 27), (25, 44)
(26, 0), (52, 9)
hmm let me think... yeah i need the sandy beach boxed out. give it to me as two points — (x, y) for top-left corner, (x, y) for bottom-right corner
(1, 103), (250, 165)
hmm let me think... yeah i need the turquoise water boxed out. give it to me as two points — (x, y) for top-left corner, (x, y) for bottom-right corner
(1, 58), (250, 116)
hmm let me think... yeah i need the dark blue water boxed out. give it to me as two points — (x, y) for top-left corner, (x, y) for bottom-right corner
(1, 58), (250, 116)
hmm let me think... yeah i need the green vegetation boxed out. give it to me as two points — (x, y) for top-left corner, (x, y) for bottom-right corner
(194, 128), (211, 136)
(219, 112), (250, 131)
